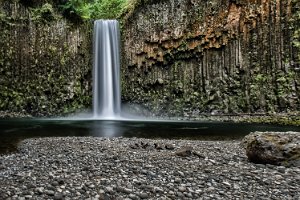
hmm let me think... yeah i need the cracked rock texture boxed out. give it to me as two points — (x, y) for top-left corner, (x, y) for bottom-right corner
(122, 0), (300, 117)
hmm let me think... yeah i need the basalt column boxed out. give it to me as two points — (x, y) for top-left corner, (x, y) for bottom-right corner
(122, 0), (300, 117)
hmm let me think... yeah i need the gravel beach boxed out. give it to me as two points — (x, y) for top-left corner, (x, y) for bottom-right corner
(0, 137), (299, 200)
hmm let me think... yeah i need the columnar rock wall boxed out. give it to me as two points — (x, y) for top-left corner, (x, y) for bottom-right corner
(0, 1), (92, 116)
(122, 0), (300, 117)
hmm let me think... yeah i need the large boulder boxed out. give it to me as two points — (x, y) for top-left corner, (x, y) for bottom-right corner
(242, 132), (300, 167)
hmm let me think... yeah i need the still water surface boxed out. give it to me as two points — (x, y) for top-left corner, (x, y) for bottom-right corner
(0, 119), (299, 154)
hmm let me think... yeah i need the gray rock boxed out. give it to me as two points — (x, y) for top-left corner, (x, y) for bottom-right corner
(154, 143), (164, 150)
(177, 192), (184, 197)
(177, 171), (185, 177)
(178, 186), (186, 192)
(174, 178), (181, 183)
(154, 187), (164, 193)
(186, 193), (193, 198)
(277, 166), (286, 173)
(165, 144), (175, 150)
(58, 179), (65, 185)
(242, 131), (300, 166)
(54, 192), (63, 200)
(52, 181), (59, 186)
(105, 186), (114, 193)
(123, 188), (132, 194)
(129, 194), (138, 200)
(36, 187), (44, 194)
(138, 192), (149, 199)
(116, 186), (131, 194)
(175, 146), (193, 157)
(45, 190), (55, 196)
(192, 151), (205, 159)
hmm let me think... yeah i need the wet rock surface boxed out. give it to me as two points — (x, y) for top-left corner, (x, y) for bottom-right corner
(242, 132), (300, 167)
(0, 137), (299, 199)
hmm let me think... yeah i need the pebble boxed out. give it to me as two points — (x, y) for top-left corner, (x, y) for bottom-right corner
(129, 193), (137, 199)
(105, 186), (113, 193)
(54, 193), (63, 200)
(277, 166), (286, 173)
(174, 178), (181, 183)
(45, 190), (55, 196)
(178, 186), (186, 192)
(138, 192), (149, 199)
(0, 137), (299, 200)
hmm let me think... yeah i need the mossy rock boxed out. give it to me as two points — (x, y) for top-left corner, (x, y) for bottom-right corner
(242, 131), (300, 167)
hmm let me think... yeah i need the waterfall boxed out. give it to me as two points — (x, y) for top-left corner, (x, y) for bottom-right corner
(93, 20), (121, 119)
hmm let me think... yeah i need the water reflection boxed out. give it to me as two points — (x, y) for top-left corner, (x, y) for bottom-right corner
(0, 119), (299, 154)
(89, 121), (125, 137)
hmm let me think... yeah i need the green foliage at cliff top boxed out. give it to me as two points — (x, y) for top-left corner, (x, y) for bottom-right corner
(60, 0), (128, 20)
(15, 0), (154, 21)
(59, 0), (155, 20)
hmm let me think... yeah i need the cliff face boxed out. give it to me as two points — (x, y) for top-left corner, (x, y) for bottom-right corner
(1, 0), (299, 118)
(122, 0), (300, 116)
(0, 1), (92, 116)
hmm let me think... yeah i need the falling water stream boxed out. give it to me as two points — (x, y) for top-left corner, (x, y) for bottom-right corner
(93, 20), (121, 119)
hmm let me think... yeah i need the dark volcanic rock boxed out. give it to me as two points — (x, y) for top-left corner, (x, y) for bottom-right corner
(242, 132), (300, 167)
(175, 146), (193, 157)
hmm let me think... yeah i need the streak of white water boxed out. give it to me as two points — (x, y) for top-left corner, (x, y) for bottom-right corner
(93, 20), (121, 119)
